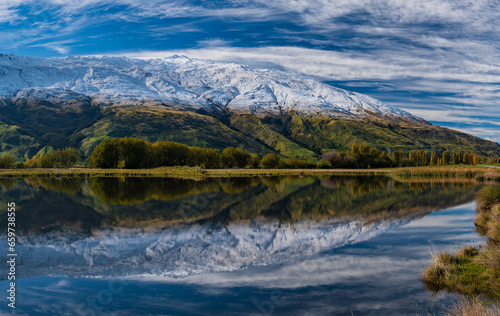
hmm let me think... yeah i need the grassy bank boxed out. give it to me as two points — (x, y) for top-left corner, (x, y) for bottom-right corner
(390, 165), (500, 181)
(421, 186), (500, 314)
(0, 166), (392, 179)
(0, 165), (498, 180)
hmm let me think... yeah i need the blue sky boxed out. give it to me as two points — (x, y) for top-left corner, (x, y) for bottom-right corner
(0, 0), (499, 143)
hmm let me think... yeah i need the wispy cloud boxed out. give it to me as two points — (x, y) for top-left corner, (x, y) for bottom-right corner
(0, 0), (498, 142)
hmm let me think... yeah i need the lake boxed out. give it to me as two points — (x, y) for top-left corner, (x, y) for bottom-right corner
(0, 176), (483, 315)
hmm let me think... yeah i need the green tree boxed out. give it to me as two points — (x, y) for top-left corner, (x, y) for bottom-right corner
(89, 138), (122, 168)
(248, 154), (261, 168)
(423, 151), (429, 166)
(306, 158), (317, 169)
(187, 147), (221, 168)
(317, 160), (332, 169)
(392, 150), (404, 167)
(368, 148), (381, 160)
(430, 152), (438, 165)
(409, 150), (418, 166)
(351, 143), (359, 155)
(221, 147), (251, 168)
(442, 151), (450, 165)
(358, 145), (370, 156)
(152, 141), (190, 167)
(261, 153), (283, 169)
(0, 154), (15, 169)
(119, 138), (153, 169)
(37, 148), (81, 168)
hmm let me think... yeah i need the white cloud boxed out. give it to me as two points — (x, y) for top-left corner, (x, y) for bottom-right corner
(0, 0), (25, 23)
(29, 39), (75, 54)
(1, 0), (499, 142)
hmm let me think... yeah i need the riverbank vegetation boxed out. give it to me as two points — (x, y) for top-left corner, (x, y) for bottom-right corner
(422, 185), (500, 314)
(2, 137), (498, 170)
(0, 137), (498, 183)
(0, 166), (497, 182)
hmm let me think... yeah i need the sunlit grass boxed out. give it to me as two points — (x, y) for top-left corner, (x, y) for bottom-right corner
(0, 165), (498, 181)
(446, 296), (500, 316)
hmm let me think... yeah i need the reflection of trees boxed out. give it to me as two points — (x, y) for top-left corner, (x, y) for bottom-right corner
(227, 177), (315, 221)
(221, 177), (260, 194)
(89, 177), (221, 205)
(89, 177), (264, 205)
(0, 182), (102, 235)
(269, 176), (477, 222)
(319, 176), (475, 197)
(0, 178), (16, 190)
(24, 177), (81, 195)
(0, 176), (480, 233)
(261, 176), (284, 188)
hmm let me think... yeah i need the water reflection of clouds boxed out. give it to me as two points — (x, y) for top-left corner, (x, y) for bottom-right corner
(3, 202), (479, 315)
(133, 203), (481, 288)
(140, 202), (479, 314)
(0, 176), (483, 315)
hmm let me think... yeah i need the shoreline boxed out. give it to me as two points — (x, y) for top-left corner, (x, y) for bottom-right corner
(0, 165), (498, 180)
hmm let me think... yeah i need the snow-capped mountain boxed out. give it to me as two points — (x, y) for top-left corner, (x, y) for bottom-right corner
(0, 53), (421, 121)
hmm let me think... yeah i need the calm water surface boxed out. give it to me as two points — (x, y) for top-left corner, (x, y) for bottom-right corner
(0, 176), (483, 315)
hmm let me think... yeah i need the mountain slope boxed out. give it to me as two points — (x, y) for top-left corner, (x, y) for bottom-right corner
(77, 107), (500, 159)
(0, 53), (499, 159)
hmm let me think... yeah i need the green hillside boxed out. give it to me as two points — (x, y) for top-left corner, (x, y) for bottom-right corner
(0, 103), (499, 160)
(76, 106), (273, 156)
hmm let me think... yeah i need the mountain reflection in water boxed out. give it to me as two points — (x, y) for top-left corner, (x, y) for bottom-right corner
(0, 176), (477, 280)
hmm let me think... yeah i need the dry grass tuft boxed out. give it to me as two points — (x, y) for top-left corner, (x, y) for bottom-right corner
(446, 297), (500, 316)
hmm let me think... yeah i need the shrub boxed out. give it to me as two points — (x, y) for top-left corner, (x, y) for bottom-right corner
(285, 158), (307, 169)
(32, 148), (81, 168)
(317, 160), (332, 169)
(306, 158), (317, 169)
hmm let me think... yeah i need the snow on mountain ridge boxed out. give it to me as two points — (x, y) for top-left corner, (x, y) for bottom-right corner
(0, 53), (421, 121)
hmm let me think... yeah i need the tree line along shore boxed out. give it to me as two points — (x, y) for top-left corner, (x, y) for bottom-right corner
(0, 137), (499, 171)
